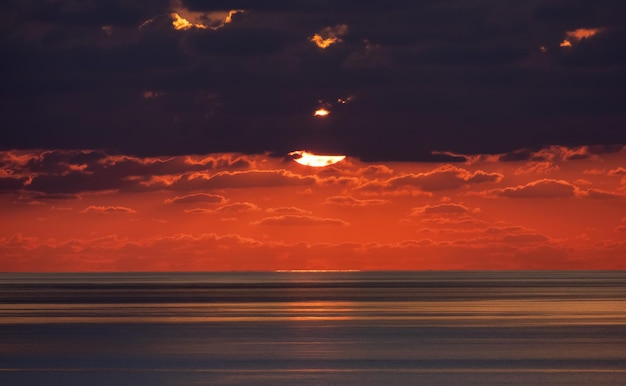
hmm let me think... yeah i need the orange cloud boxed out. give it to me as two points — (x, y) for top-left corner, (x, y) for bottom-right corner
(514, 161), (559, 175)
(164, 193), (225, 205)
(365, 165), (503, 192)
(324, 196), (387, 206)
(500, 233), (550, 244)
(171, 12), (207, 30)
(357, 165), (394, 176)
(494, 179), (577, 198)
(566, 28), (603, 41)
(253, 215), (349, 227)
(185, 202), (259, 215)
(80, 205), (137, 214)
(583, 189), (623, 200)
(560, 28), (604, 49)
(609, 167), (626, 176)
(266, 207), (312, 215)
(173, 170), (316, 190)
(309, 24), (348, 49)
(214, 202), (259, 213)
(2, 230), (625, 271)
(168, 1), (244, 31)
(409, 203), (477, 215)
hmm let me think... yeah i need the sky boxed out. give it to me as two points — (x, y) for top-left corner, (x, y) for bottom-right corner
(1, 0), (625, 271)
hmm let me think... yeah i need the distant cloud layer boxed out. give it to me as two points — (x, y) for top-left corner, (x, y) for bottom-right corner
(1, 146), (625, 271)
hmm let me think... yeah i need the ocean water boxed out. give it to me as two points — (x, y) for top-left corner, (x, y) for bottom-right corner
(1, 271), (625, 385)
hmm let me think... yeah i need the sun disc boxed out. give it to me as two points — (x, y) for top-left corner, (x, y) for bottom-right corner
(289, 150), (346, 167)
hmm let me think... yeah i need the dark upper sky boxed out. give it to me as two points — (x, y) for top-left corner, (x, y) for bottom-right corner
(2, 0), (625, 161)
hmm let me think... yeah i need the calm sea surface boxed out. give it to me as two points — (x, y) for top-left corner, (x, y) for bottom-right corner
(1, 271), (625, 385)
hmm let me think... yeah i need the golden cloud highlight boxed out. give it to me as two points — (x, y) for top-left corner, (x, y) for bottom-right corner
(560, 27), (604, 48)
(171, 12), (207, 30)
(566, 28), (603, 41)
(169, 0), (244, 31)
(253, 215), (349, 227)
(80, 206), (137, 214)
(310, 24), (348, 49)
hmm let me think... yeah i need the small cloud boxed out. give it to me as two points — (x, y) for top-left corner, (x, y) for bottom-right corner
(560, 27), (604, 49)
(609, 167), (626, 177)
(142, 90), (165, 99)
(266, 207), (312, 215)
(514, 161), (559, 175)
(138, 0), (246, 31)
(171, 12), (208, 30)
(501, 233), (549, 244)
(583, 189), (623, 200)
(80, 205), (136, 214)
(343, 39), (391, 69)
(566, 28), (604, 41)
(164, 193), (225, 205)
(357, 165), (394, 177)
(494, 179), (576, 198)
(313, 94), (354, 116)
(164, 1), (244, 31)
(214, 202), (259, 213)
(187, 202), (259, 214)
(310, 24), (348, 49)
(375, 165), (503, 192)
(184, 208), (212, 214)
(409, 203), (477, 216)
(253, 215), (349, 226)
(324, 196), (387, 207)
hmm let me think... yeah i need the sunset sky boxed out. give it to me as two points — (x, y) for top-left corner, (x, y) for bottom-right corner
(1, 0), (625, 271)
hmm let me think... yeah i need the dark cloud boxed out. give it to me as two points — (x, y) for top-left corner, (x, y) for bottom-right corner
(2, 0), (625, 161)
(0, 150), (260, 194)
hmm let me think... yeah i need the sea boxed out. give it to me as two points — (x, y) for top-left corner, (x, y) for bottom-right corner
(1, 271), (625, 385)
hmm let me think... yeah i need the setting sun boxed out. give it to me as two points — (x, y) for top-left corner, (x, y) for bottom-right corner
(288, 150), (346, 167)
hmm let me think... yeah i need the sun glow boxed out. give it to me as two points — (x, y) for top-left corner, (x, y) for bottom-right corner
(289, 151), (346, 167)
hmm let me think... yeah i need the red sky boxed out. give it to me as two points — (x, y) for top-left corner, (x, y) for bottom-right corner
(1, 146), (625, 271)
